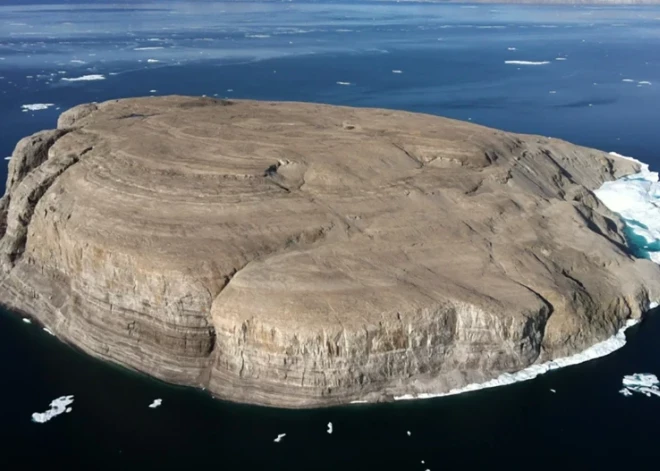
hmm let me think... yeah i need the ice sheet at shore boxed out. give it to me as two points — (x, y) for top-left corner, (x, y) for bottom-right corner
(395, 319), (640, 401)
(32, 395), (74, 423)
(594, 152), (660, 263)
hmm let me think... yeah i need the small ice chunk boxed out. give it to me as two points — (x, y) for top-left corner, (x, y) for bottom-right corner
(650, 301), (659, 310)
(336, 81), (351, 86)
(22, 318), (31, 323)
(150, 89), (157, 93)
(70, 59), (86, 64)
(406, 430), (411, 436)
(505, 60), (550, 65)
(555, 57), (567, 61)
(622, 79), (635, 82)
(32, 395), (74, 423)
(43, 328), (54, 336)
(620, 388), (633, 397)
(148, 398), (162, 408)
(507, 47), (517, 51)
(549, 91), (557, 94)
(327, 422), (333, 434)
(392, 70), (403, 74)
(274, 433), (286, 443)
(21, 103), (54, 111)
(61, 74), (105, 82)
(639, 81), (652, 85)
(147, 59), (160, 63)
(550, 388), (556, 393)
(622, 373), (659, 388)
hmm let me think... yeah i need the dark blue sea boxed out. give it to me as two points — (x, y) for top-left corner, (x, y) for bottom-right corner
(2, 1), (660, 468)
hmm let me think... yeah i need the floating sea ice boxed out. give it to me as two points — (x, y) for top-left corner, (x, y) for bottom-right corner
(327, 422), (333, 434)
(22, 318), (31, 323)
(32, 395), (74, 423)
(507, 47), (517, 50)
(61, 74), (105, 82)
(150, 90), (157, 93)
(21, 103), (54, 111)
(622, 373), (659, 388)
(406, 430), (411, 436)
(555, 57), (567, 61)
(620, 388), (633, 397)
(336, 81), (351, 86)
(134, 47), (164, 50)
(392, 70), (403, 74)
(274, 433), (286, 443)
(550, 389), (556, 393)
(639, 81), (652, 85)
(505, 60), (550, 65)
(149, 398), (162, 408)
(5, 156), (12, 161)
(43, 328), (54, 335)
(147, 59), (160, 63)
(622, 79), (635, 82)
(549, 91), (557, 94)
(70, 59), (86, 64)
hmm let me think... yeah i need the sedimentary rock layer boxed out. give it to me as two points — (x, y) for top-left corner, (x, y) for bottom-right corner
(1, 96), (658, 407)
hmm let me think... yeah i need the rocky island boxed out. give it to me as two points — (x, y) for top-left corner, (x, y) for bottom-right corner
(1, 96), (658, 407)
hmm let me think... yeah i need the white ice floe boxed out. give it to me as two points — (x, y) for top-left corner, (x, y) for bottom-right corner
(620, 374), (660, 397)
(134, 47), (164, 50)
(395, 319), (640, 401)
(246, 34), (270, 38)
(505, 60), (550, 65)
(392, 70), (403, 74)
(555, 57), (567, 61)
(4, 156), (11, 161)
(32, 395), (74, 423)
(147, 59), (160, 63)
(550, 389), (556, 393)
(507, 47), (517, 51)
(327, 422), (333, 434)
(61, 74), (105, 82)
(406, 431), (411, 436)
(274, 433), (286, 443)
(336, 81), (351, 86)
(21, 103), (54, 111)
(622, 79), (635, 82)
(549, 91), (557, 94)
(148, 398), (162, 409)
(639, 81), (652, 85)
(594, 152), (660, 263)
(70, 59), (86, 64)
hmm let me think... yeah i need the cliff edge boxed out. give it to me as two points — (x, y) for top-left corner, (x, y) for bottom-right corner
(1, 96), (658, 407)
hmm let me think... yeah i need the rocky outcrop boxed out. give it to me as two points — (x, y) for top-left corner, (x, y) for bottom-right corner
(1, 96), (658, 407)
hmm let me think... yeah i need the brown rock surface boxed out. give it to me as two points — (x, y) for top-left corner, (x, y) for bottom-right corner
(1, 96), (658, 407)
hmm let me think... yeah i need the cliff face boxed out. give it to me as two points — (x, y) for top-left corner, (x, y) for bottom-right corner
(1, 96), (658, 407)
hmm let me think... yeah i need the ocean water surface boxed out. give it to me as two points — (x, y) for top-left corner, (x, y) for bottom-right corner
(2, 1), (660, 467)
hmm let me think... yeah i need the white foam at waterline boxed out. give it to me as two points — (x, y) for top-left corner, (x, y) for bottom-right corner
(148, 398), (162, 408)
(22, 318), (31, 323)
(392, 70), (403, 74)
(147, 59), (160, 63)
(150, 89), (157, 93)
(32, 395), (74, 423)
(246, 34), (270, 38)
(555, 57), (567, 61)
(274, 433), (286, 443)
(505, 60), (550, 65)
(4, 156), (11, 161)
(350, 399), (367, 404)
(336, 81), (351, 86)
(394, 319), (640, 401)
(21, 103), (54, 111)
(327, 422), (333, 434)
(594, 152), (660, 263)
(43, 328), (54, 336)
(639, 81), (652, 85)
(61, 75), (105, 82)
(134, 47), (164, 50)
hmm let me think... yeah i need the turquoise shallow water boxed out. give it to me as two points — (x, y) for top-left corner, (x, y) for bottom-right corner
(1, 2), (660, 467)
